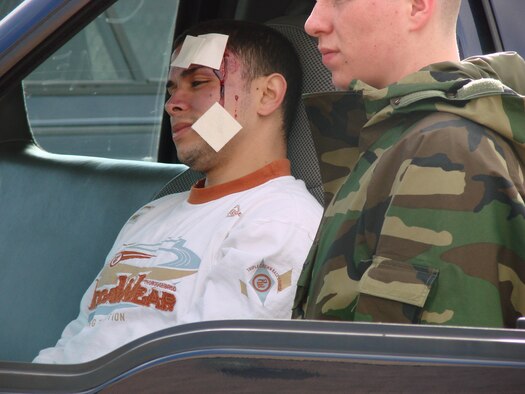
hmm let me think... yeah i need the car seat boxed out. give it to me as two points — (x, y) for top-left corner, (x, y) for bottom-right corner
(267, 14), (335, 206)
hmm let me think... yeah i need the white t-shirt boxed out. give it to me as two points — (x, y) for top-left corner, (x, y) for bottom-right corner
(34, 160), (322, 364)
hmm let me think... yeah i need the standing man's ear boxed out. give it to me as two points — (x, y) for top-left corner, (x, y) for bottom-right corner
(256, 73), (287, 117)
(408, 0), (435, 32)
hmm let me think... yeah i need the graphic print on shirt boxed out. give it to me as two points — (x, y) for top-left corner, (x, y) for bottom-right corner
(88, 238), (201, 321)
(227, 204), (242, 217)
(242, 261), (293, 304)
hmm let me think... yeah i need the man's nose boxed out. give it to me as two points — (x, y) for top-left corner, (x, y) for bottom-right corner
(164, 91), (189, 115)
(304, 1), (331, 37)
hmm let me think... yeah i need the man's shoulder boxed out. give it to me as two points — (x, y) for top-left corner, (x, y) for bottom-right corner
(258, 176), (321, 206)
(234, 176), (322, 223)
(125, 191), (189, 223)
(399, 111), (507, 150)
(407, 111), (477, 134)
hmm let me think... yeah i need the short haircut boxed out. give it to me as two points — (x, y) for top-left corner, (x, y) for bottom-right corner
(174, 19), (303, 137)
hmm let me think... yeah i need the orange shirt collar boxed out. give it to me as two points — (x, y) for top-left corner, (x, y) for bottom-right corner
(188, 159), (291, 204)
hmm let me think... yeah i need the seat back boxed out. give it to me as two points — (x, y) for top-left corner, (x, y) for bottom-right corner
(268, 15), (335, 205)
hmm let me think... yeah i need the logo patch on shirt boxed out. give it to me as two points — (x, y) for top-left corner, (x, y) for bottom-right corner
(227, 205), (242, 217)
(241, 261), (293, 305)
(252, 273), (274, 293)
(250, 267), (274, 304)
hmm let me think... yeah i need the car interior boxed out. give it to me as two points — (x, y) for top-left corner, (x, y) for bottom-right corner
(0, 0), (329, 365)
(1, 0), (524, 392)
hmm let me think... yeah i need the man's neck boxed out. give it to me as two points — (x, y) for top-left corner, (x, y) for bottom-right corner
(205, 153), (286, 187)
(187, 159), (291, 204)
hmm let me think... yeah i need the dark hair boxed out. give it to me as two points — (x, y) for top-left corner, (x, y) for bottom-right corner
(174, 19), (302, 137)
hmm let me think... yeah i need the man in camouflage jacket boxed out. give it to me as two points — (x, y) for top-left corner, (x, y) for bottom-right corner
(293, 0), (525, 328)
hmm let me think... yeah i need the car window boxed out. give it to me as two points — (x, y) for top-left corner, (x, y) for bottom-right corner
(21, 0), (179, 161)
(0, 2), (20, 19)
(489, 0), (525, 55)
(457, 0), (485, 58)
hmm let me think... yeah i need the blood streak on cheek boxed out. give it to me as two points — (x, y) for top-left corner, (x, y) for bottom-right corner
(234, 95), (239, 118)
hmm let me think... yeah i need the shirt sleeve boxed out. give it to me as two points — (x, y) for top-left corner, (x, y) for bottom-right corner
(367, 120), (525, 328)
(31, 203), (153, 364)
(32, 279), (97, 363)
(198, 195), (322, 321)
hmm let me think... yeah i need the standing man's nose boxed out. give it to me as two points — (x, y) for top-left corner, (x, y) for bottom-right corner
(305, 1), (332, 37)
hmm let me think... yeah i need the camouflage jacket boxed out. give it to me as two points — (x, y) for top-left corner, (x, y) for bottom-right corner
(293, 52), (525, 328)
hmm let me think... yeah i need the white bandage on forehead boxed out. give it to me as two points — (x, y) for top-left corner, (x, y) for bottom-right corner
(192, 102), (242, 152)
(171, 33), (229, 70)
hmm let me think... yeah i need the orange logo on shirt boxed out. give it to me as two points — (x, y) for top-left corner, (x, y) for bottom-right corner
(109, 251), (154, 267)
(89, 274), (176, 312)
(251, 273), (272, 293)
(227, 205), (242, 217)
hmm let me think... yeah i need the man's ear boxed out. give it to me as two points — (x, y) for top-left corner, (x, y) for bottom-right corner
(256, 73), (287, 117)
(408, 0), (435, 32)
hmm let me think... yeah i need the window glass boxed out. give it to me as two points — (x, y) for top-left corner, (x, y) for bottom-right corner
(457, 0), (485, 58)
(110, 1), (176, 81)
(22, 0), (179, 161)
(0, 1), (20, 19)
(489, 0), (525, 56)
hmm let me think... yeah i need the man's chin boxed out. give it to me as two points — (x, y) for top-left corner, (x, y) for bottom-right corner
(177, 150), (215, 174)
(332, 74), (352, 90)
